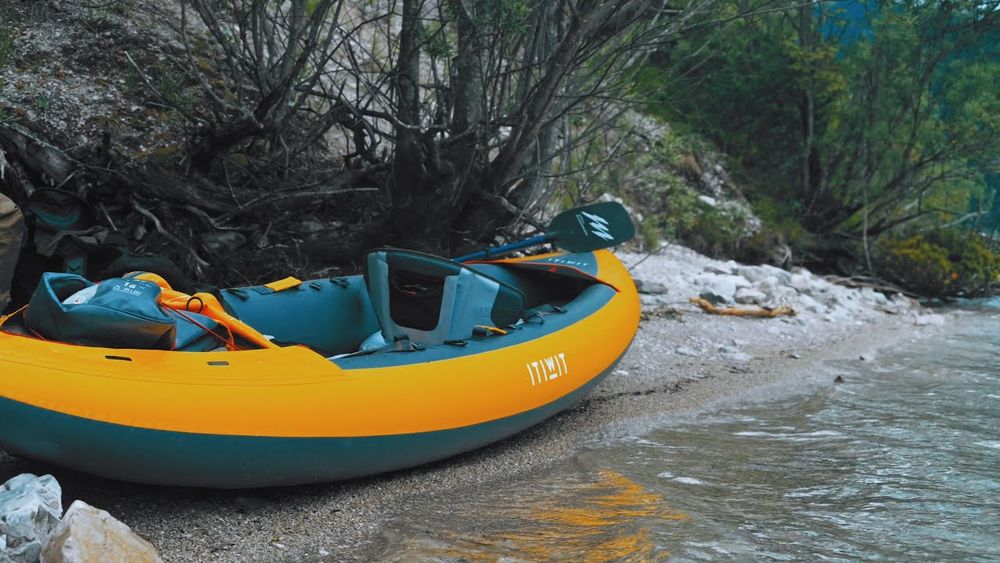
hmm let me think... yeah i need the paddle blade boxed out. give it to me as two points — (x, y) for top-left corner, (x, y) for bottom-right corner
(547, 201), (636, 252)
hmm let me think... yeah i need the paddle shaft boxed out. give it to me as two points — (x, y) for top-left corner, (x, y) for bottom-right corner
(454, 234), (553, 262)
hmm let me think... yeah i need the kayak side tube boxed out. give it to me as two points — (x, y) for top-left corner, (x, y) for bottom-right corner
(0, 251), (640, 487)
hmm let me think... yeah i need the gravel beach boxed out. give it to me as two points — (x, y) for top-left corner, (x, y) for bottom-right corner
(0, 247), (946, 562)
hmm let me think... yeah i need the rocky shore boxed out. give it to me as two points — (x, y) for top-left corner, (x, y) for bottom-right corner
(0, 245), (947, 562)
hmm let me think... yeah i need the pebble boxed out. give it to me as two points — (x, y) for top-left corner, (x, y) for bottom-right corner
(675, 346), (699, 357)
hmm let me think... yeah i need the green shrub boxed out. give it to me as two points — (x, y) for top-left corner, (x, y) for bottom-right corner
(0, 4), (12, 78)
(874, 230), (999, 298)
(738, 196), (811, 265)
(681, 203), (746, 257)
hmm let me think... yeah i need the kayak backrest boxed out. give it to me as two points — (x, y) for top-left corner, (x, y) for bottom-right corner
(365, 249), (525, 345)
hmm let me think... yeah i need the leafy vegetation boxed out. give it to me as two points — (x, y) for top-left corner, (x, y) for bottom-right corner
(632, 0), (1000, 296)
(1, 0), (997, 298)
(875, 231), (999, 298)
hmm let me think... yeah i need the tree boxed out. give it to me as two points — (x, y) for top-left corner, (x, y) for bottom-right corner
(646, 0), (1000, 270)
(148, 0), (718, 253)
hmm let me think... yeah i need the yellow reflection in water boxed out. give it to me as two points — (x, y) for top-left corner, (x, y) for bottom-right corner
(383, 469), (688, 562)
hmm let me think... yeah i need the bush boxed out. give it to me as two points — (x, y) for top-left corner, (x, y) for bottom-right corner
(874, 230), (999, 298)
(737, 196), (812, 265)
(0, 5), (11, 100)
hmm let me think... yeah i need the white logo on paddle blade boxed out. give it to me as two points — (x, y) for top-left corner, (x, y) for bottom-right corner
(580, 211), (614, 241)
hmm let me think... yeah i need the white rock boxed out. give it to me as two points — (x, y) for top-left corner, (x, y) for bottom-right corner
(818, 284), (853, 307)
(824, 306), (855, 324)
(735, 265), (770, 284)
(734, 287), (767, 305)
(858, 288), (889, 305)
(0, 474), (63, 563)
(754, 275), (780, 293)
(40, 501), (163, 563)
(914, 314), (946, 326)
(640, 294), (673, 310)
(675, 346), (699, 357)
(635, 278), (668, 295)
(787, 273), (816, 294)
(760, 264), (792, 283)
(795, 294), (827, 315)
(762, 286), (799, 308)
(695, 274), (750, 304)
(702, 264), (733, 276)
(724, 351), (753, 362)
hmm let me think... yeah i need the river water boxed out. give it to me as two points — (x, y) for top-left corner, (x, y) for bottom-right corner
(375, 303), (1000, 561)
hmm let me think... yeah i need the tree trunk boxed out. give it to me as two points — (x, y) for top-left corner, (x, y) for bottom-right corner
(389, 0), (429, 239)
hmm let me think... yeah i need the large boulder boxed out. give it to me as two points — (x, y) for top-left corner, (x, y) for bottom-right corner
(695, 273), (751, 304)
(0, 474), (63, 563)
(734, 286), (767, 305)
(634, 278), (669, 295)
(735, 265), (770, 284)
(40, 501), (162, 563)
(795, 294), (828, 315)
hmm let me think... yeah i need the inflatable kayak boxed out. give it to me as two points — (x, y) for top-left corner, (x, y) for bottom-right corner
(0, 246), (639, 488)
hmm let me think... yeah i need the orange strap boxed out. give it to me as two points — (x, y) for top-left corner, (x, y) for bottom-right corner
(129, 272), (278, 350)
(160, 290), (278, 350)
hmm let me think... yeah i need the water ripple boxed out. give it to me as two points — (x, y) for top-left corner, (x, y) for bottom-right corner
(374, 308), (1000, 561)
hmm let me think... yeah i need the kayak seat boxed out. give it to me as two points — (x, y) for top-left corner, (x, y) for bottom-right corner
(365, 249), (525, 346)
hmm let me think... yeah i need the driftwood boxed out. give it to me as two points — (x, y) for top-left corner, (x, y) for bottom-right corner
(689, 297), (796, 318)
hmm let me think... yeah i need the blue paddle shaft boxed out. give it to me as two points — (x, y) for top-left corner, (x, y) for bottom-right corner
(455, 235), (553, 262)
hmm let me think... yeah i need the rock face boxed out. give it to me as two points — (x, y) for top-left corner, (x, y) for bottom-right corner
(0, 475), (63, 563)
(40, 501), (163, 563)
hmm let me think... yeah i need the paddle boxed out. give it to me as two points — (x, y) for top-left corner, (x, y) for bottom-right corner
(454, 201), (636, 262)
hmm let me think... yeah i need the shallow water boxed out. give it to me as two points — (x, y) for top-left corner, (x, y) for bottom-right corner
(375, 304), (1000, 561)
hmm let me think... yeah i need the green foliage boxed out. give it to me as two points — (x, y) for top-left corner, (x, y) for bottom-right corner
(0, 2), (12, 71)
(421, 22), (453, 60)
(739, 196), (812, 264)
(0, 3), (11, 120)
(874, 230), (999, 298)
(682, 203), (751, 258)
(478, 0), (531, 33)
(639, 0), (1000, 268)
(643, 174), (700, 242)
(753, 196), (808, 245)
